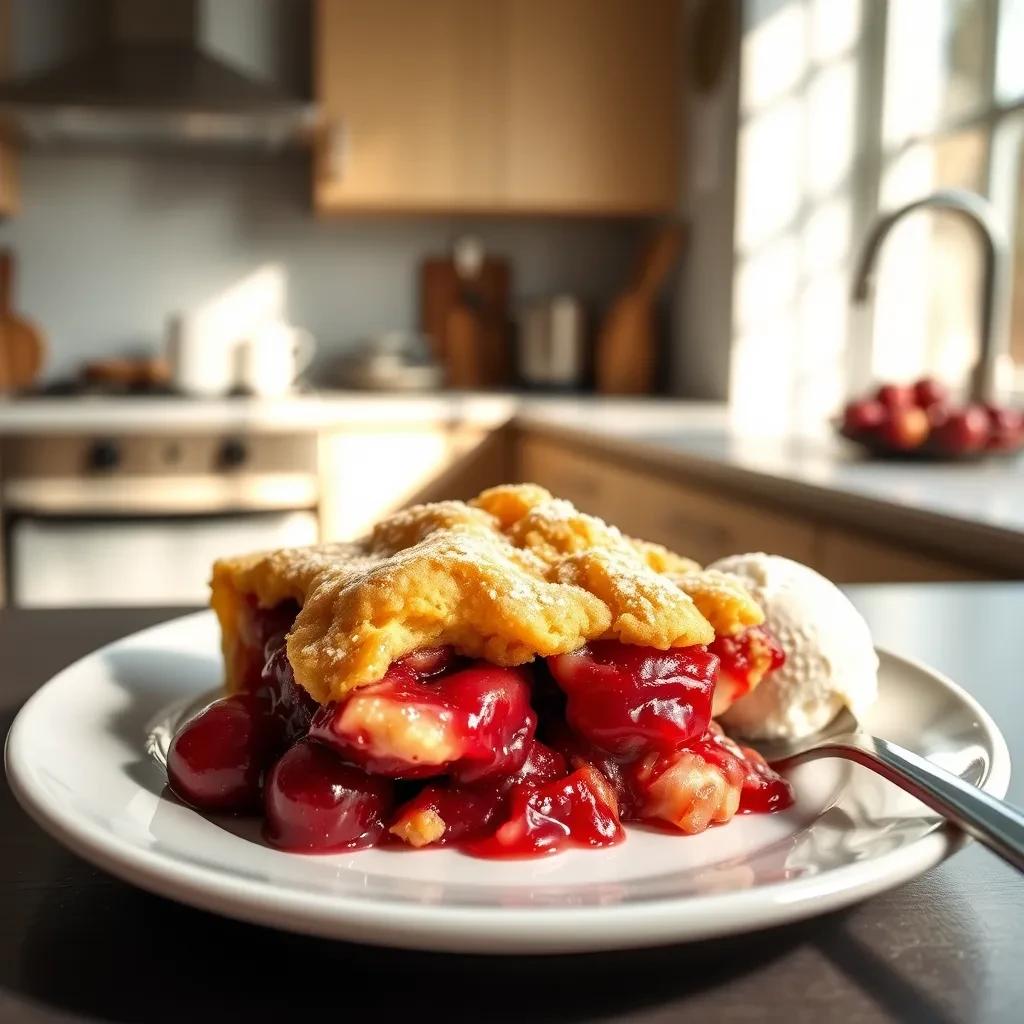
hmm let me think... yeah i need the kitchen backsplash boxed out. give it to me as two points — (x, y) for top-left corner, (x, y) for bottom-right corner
(0, 150), (645, 383)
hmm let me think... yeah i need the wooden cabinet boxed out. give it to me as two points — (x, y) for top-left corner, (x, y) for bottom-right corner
(518, 433), (996, 582)
(314, 0), (680, 214)
(518, 436), (820, 567)
(314, 0), (503, 211)
(502, 0), (679, 213)
(817, 528), (984, 584)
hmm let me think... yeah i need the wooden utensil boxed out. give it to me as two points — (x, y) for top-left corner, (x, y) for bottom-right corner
(0, 249), (45, 393)
(81, 357), (172, 391)
(595, 224), (685, 395)
(421, 239), (511, 389)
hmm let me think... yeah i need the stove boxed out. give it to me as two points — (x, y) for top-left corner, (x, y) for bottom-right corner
(0, 429), (321, 607)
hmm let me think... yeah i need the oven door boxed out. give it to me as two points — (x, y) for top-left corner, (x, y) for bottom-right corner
(9, 511), (319, 607)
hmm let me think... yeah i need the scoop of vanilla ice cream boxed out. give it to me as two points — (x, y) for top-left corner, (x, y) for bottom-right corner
(707, 553), (878, 740)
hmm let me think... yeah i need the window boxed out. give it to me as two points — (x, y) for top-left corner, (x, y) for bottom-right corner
(874, 0), (1024, 393)
(731, 0), (1024, 432)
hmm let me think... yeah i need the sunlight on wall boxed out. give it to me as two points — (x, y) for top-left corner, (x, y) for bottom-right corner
(732, 0), (863, 435)
(190, 263), (288, 338)
(874, 0), (992, 394)
(874, 132), (985, 386)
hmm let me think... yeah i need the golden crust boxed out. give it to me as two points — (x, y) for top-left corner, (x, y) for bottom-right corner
(669, 569), (764, 637)
(629, 539), (702, 576)
(211, 483), (759, 704)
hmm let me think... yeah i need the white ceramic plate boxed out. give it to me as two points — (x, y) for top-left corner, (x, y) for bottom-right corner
(5, 611), (1012, 954)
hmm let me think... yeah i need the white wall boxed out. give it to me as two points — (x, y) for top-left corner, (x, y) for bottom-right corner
(671, 0), (741, 401)
(0, 150), (643, 381)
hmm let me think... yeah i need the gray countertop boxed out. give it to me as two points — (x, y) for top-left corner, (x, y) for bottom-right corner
(1, 583), (1021, 1022)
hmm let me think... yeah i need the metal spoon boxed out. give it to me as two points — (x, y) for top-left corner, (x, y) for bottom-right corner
(753, 708), (1024, 872)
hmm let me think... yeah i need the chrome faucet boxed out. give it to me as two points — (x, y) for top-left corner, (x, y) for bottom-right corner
(851, 188), (1009, 404)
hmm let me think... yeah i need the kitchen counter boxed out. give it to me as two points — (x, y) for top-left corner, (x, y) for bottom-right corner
(0, 392), (523, 433)
(1, 584), (1021, 1022)
(2, 393), (1022, 570)
(517, 402), (1024, 572)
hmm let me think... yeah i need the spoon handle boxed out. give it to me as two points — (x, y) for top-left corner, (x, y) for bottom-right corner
(777, 734), (1024, 872)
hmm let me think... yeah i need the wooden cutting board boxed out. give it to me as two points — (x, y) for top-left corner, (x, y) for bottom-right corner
(421, 253), (510, 389)
(0, 249), (45, 393)
(595, 223), (685, 395)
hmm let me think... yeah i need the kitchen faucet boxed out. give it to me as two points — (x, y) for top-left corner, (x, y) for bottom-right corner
(851, 188), (1009, 404)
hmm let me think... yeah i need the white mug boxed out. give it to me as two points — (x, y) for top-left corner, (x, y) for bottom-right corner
(235, 322), (316, 397)
(166, 312), (237, 397)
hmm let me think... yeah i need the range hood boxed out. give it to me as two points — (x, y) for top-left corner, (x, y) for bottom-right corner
(0, 0), (318, 148)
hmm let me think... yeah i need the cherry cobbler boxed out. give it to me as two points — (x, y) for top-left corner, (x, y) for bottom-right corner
(167, 484), (792, 857)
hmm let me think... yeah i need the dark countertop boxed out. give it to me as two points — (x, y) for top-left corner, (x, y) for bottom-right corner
(1, 586), (1022, 1023)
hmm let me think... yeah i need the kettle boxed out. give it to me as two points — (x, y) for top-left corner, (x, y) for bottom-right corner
(516, 296), (586, 390)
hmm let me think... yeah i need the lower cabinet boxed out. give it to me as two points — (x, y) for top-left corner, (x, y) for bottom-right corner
(816, 528), (983, 583)
(518, 435), (817, 567)
(317, 428), (993, 582)
(517, 434), (990, 582)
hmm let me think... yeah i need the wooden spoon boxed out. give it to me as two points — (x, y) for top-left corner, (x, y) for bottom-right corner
(0, 249), (45, 393)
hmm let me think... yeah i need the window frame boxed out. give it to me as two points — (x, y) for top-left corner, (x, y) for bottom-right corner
(872, 0), (1024, 393)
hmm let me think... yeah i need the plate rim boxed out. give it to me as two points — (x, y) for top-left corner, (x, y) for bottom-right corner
(4, 610), (1013, 954)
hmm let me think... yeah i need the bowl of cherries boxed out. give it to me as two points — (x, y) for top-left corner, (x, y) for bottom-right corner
(839, 378), (1024, 461)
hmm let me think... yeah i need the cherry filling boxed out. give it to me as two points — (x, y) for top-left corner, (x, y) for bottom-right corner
(467, 766), (623, 858)
(546, 640), (717, 756)
(308, 663), (536, 782)
(167, 604), (793, 857)
(167, 692), (281, 812)
(708, 625), (786, 717)
(261, 639), (318, 746)
(265, 739), (393, 851)
(699, 727), (795, 814)
(230, 596), (300, 694)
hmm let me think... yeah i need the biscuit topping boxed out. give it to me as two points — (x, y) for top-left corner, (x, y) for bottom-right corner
(212, 484), (760, 704)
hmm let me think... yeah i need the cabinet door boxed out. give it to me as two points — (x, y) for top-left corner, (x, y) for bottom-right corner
(503, 0), (680, 213)
(518, 437), (821, 568)
(819, 528), (984, 583)
(518, 436), (620, 516)
(314, 0), (503, 211)
(314, 0), (680, 214)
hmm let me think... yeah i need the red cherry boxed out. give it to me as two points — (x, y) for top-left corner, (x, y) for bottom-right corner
(880, 406), (930, 450)
(695, 733), (794, 814)
(842, 399), (887, 434)
(984, 406), (1024, 450)
(508, 739), (568, 787)
(388, 739), (571, 849)
(913, 377), (948, 408)
(923, 401), (951, 429)
(264, 739), (393, 852)
(394, 646), (459, 679)
(308, 662), (536, 782)
(467, 766), (624, 858)
(708, 625), (786, 715)
(260, 636), (318, 745)
(167, 693), (281, 813)
(389, 784), (505, 847)
(546, 640), (717, 757)
(875, 383), (915, 409)
(933, 406), (990, 453)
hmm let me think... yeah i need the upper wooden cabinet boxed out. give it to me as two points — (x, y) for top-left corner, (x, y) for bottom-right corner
(502, 0), (679, 213)
(314, 0), (680, 215)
